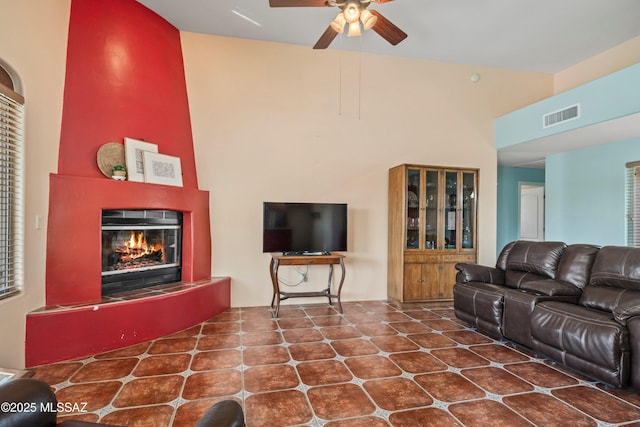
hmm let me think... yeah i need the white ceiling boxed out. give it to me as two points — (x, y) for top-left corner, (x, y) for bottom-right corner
(139, 0), (640, 74)
(137, 0), (640, 166)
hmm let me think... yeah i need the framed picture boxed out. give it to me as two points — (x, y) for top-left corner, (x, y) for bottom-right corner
(142, 152), (183, 187)
(124, 138), (158, 182)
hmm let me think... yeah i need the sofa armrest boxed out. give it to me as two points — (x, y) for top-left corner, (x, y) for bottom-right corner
(519, 280), (582, 297)
(613, 298), (640, 325)
(195, 400), (245, 427)
(627, 317), (640, 389)
(455, 263), (505, 285)
(0, 378), (57, 427)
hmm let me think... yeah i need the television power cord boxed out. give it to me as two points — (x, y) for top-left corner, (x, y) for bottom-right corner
(278, 265), (309, 287)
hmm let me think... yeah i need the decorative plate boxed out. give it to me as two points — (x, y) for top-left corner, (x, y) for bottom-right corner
(408, 191), (419, 208)
(96, 142), (125, 178)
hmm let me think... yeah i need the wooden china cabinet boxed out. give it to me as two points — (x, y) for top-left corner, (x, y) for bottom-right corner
(387, 164), (478, 302)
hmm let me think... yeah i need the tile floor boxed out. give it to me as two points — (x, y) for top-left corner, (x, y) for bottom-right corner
(31, 301), (640, 427)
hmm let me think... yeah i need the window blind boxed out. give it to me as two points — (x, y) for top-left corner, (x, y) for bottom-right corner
(626, 162), (640, 248)
(0, 84), (24, 300)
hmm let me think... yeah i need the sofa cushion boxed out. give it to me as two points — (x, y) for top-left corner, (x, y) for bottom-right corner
(505, 241), (567, 280)
(556, 244), (600, 289)
(590, 246), (640, 290)
(531, 301), (629, 372)
(505, 270), (553, 289)
(519, 279), (582, 297)
(580, 286), (640, 314)
(496, 241), (517, 271)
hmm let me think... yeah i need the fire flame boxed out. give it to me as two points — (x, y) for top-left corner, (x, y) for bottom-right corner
(115, 230), (164, 264)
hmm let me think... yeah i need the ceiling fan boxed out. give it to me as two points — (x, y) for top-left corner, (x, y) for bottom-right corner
(268, 0), (408, 49)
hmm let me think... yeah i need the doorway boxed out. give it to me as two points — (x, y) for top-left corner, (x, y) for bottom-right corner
(519, 183), (545, 241)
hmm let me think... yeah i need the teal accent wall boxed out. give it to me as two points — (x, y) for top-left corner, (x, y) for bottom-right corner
(545, 138), (640, 246)
(496, 61), (640, 249)
(497, 166), (545, 255)
(496, 63), (640, 149)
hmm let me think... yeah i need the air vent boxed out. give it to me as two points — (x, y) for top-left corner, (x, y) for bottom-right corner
(543, 103), (580, 128)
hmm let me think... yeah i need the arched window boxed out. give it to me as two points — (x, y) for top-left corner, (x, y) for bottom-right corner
(0, 64), (24, 299)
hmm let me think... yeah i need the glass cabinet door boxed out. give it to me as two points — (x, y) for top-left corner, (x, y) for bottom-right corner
(425, 170), (438, 250)
(462, 172), (476, 249)
(403, 167), (476, 252)
(406, 169), (421, 249)
(444, 171), (458, 250)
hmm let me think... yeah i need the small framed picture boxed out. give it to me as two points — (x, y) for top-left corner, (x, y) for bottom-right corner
(142, 152), (183, 187)
(124, 138), (158, 182)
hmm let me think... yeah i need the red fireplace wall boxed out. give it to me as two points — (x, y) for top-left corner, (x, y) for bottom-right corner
(58, 0), (197, 189)
(27, 0), (227, 366)
(45, 0), (209, 307)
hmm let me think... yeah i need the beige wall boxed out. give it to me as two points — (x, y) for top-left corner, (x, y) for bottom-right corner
(554, 35), (640, 93)
(0, 0), (69, 367)
(182, 33), (554, 308)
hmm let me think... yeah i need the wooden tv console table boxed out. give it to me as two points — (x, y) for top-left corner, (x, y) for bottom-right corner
(269, 253), (346, 317)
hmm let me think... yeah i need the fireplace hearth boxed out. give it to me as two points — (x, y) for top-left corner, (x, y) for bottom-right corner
(101, 209), (182, 295)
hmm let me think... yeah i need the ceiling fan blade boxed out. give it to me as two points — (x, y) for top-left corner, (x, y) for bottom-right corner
(313, 25), (339, 49)
(269, 0), (328, 6)
(369, 10), (407, 45)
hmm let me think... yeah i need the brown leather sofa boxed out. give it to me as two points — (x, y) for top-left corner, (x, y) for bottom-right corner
(453, 241), (640, 388)
(0, 378), (246, 427)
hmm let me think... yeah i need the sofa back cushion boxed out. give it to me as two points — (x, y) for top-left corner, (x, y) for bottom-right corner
(505, 270), (552, 289)
(496, 241), (517, 271)
(556, 244), (600, 289)
(580, 246), (640, 313)
(589, 246), (640, 290)
(504, 241), (566, 281)
(580, 286), (640, 313)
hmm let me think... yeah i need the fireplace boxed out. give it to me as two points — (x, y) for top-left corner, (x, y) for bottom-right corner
(29, 175), (226, 367)
(101, 209), (182, 295)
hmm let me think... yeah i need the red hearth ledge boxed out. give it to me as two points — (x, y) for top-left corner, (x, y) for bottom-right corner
(25, 278), (230, 367)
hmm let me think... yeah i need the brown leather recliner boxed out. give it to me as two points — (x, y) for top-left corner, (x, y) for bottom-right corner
(453, 240), (570, 339)
(531, 246), (640, 388)
(454, 241), (640, 389)
(0, 378), (246, 427)
(0, 378), (57, 427)
(501, 243), (600, 347)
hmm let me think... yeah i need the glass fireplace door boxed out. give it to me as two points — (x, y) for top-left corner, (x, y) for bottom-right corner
(101, 210), (182, 295)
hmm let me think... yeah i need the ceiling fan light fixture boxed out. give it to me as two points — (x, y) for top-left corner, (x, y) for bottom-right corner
(360, 9), (377, 30)
(343, 2), (361, 24)
(347, 21), (362, 37)
(330, 12), (347, 33)
(270, 0), (406, 49)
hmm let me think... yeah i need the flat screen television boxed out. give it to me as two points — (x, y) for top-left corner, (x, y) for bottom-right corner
(263, 202), (348, 255)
